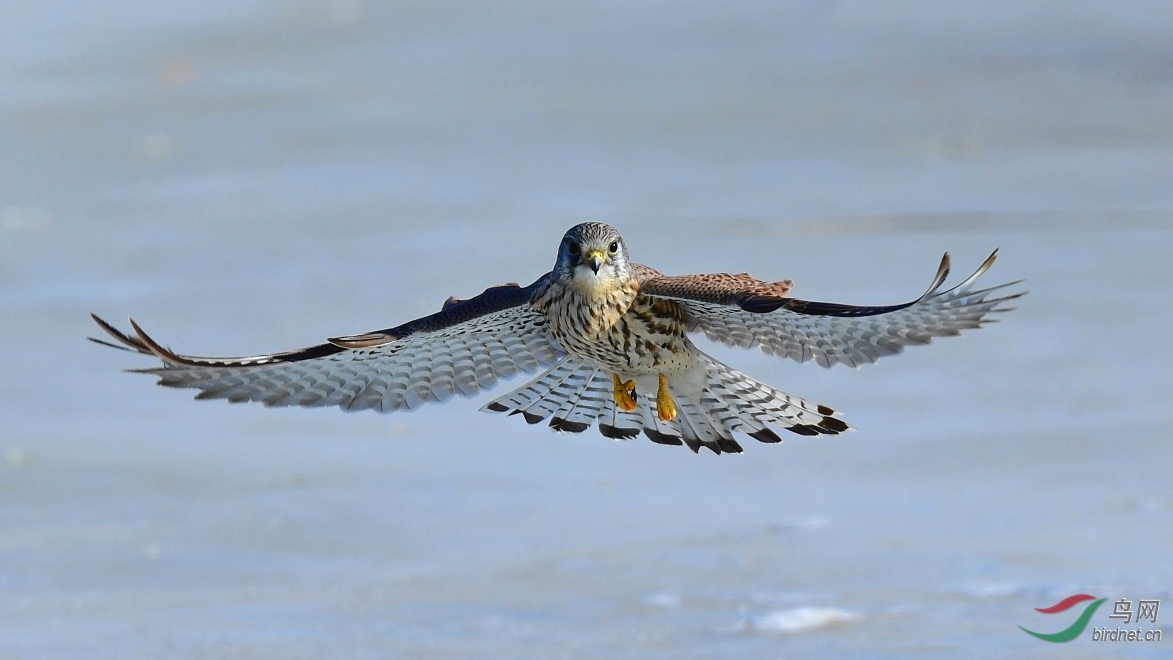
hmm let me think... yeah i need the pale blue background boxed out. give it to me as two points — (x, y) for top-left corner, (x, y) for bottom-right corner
(1, 2), (1170, 657)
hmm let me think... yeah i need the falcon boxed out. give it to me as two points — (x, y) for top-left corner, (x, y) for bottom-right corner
(90, 222), (1023, 454)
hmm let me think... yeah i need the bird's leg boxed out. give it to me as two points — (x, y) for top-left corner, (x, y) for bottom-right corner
(611, 373), (638, 411)
(656, 373), (677, 421)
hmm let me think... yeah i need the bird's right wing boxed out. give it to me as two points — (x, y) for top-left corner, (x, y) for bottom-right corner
(638, 252), (1024, 368)
(90, 276), (565, 412)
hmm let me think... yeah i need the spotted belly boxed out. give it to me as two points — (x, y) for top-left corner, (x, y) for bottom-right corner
(549, 296), (696, 376)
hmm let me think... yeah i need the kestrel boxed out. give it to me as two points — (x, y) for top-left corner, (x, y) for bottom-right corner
(90, 223), (1023, 454)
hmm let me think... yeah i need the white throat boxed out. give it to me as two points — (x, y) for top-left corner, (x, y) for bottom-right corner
(572, 265), (620, 300)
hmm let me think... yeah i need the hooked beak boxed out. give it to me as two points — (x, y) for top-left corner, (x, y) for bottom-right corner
(585, 250), (605, 274)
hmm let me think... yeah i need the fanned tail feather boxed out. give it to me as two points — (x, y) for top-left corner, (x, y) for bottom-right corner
(642, 402), (684, 447)
(483, 353), (849, 454)
(548, 367), (611, 433)
(598, 397), (643, 440)
(676, 397), (743, 454)
(481, 358), (581, 424)
(704, 357), (850, 437)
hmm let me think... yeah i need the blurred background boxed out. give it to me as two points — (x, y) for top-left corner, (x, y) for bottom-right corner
(2, 1), (1171, 657)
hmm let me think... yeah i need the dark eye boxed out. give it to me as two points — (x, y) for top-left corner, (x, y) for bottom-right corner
(567, 242), (580, 256)
(608, 241), (619, 254)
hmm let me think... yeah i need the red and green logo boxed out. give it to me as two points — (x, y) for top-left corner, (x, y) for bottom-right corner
(1019, 594), (1106, 642)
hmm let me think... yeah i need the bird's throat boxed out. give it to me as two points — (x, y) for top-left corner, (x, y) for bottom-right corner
(572, 270), (621, 301)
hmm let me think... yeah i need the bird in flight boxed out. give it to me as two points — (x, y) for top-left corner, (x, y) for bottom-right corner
(91, 223), (1023, 454)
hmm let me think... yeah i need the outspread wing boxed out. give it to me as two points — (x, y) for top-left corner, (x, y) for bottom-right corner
(637, 251), (1024, 368)
(90, 277), (565, 411)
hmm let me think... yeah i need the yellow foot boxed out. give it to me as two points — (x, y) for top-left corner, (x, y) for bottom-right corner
(611, 373), (638, 411)
(656, 373), (677, 421)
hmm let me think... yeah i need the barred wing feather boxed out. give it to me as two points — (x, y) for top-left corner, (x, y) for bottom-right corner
(89, 278), (565, 412)
(639, 251), (1024, 368)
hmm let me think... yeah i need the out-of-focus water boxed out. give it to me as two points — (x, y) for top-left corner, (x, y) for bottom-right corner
(2, 2), (1171, 657)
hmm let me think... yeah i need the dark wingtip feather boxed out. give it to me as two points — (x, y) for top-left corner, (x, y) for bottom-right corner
(786, 424), (821, 436)
(739, 295), (786, 313)
(818, 416), (849, 433)
(549, 417), (589, 433)
(644, 427), (683, 446)
(717, 438), (744, 454)
(600, 424), (640, 440)
(89, 313), (152, 354)
(931, 251), (952, 294)
(522, 411), (544, 424)
(485, 402), (510, 413)
(87, 336), (136, 352)
(748, 428), (784, 443)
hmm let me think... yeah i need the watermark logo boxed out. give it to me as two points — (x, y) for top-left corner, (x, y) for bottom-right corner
(1019, 594), (1105, 642)
(1094, 598), (1162, 642)
(1019, 594), (1162, 643)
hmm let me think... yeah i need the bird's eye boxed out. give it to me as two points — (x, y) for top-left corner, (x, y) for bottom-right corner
(608, 241), (619, 254)
(567, 242), (580, 256)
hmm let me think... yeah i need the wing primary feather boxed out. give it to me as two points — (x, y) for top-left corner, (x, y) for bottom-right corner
(925, 251), (952, 298)
(87, 336), (139, 353)
(740, 250), (994, 317)
(128, 318), (181, 364)
(91, 275), (562, 416)
(946, 249), (996, 292)
(90, 313), (152, 355)
(328, 332), (395, 348)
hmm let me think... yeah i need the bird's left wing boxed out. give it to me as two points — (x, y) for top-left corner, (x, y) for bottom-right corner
(90, 276), (565, 411)
(636, 251), (1023, 368)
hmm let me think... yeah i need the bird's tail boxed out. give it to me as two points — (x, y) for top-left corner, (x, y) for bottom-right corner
(697, 355), (850, 446)
(481, 357), (645, 440)
(482, 354), (849, 455)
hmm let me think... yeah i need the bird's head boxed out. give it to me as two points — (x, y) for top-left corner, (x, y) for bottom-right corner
(554, 222), (633, 296)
